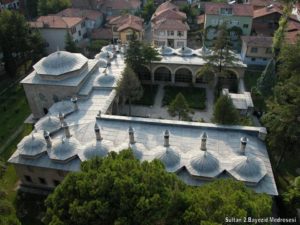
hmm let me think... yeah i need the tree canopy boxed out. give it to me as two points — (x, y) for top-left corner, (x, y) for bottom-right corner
(116, 66), (143, 115)
(168, 92), (192, 120)
(141, 0), (156, 22)
(64, 32), (79, 53)
(0, 187), (20, 225)
(0, 10), (45, 76)
(43, 150), (272, 225)
(37, 0), (71, 16)
(256, 58), (276, 96)
(213, 94), (239, 125)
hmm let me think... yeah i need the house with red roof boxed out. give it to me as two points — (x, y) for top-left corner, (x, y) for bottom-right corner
(201, 3), (253, 42)
(30, 15), (87, 53)
(108, 14), (144, 44)
(151, 1), (189, 48)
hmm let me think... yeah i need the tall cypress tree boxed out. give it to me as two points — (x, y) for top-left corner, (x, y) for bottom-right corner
(257, 58), (276, 96)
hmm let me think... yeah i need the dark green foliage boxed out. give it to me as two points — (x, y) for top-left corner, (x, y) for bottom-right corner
(64, 32), (79, 53)
(44, 150), (186, 225)
(37, 0), (71, 16)
(0, 187), (21, 225)
(44, 151), (272, 225)
(163, 86), (206, 110)
(116, 66), (143, 115)
(180, 4), (197, 24)
(168, 92), (192, 120)
(213, 95), (239, 125)
(0, 10), (46, 76)
(283, 176), (300, 212)
(141, 0), (155, 22)
(257, 59), (276, 96)
(87, 40), (110, 56)
(132, 84), (158, 106)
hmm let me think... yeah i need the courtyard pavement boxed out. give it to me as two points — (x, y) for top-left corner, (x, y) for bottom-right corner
(119, 83), (214, 122)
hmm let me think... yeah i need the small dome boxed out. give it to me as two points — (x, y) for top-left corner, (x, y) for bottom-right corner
(97, 58), (108, 68)
(49, 100), (74, 115)
(33, 51), (88, 76)
(48, 137), (80, 162)
(188, 151), (222, 178)
(101, 45), (116, 53)
(158, 46), (175, 56)
(96, 51), (113, 59)
(229, 156), (267, 184)
(79, 140), (113, 161)
(194, 47), (211, 57)
(97, 73), (115, 86)
(175, 47), (194, 56)
(18, 133), (47, 158)
(154, 146), (181, 172)
(34, 115), (61, 133)
(129, 143), (147, 160)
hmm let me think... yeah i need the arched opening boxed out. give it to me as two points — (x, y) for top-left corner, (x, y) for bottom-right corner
(43, 107), (49, 115)
(137, 66), (151, 81)
(175, 68), (193, 83)
(218, 70), (238, 93)
(154, 67), (171, 82)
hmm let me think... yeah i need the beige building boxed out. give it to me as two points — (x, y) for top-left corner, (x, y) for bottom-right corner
(241, 36), (273, 65)
(108, 14), (144, 44)
(30, 15), (87, 53)
(151, 1), (189, 48)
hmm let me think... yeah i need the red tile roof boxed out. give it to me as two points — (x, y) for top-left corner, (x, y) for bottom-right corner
(30, 16), (84, 29)
(102, 0), (140, 10)
(241, 35), (273, 47)
(91, 28), (113, 40)
(253, 4), (283, 18)
(117, 15), (143, 32)
(285, 30), (300, 44)
(205, 3), (253, 17)
(56, 8), (102, 21)
(151, 8), (186, 23)
(109, 14), (143, 26)
(155, 1), (178, 14)
(153, 19), (189, 31)
(287, 20), (300, 32)
(244, 0), (277, 8)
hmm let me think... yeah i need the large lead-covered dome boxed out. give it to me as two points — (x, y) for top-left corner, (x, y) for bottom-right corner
(34, 115), (61, 133)
(154, 146), (181, 172)
(18, 133), (47, 158)
(187, 151), (222, 178)
(78, 140), (113, 161)
(33, 51), (88, 76)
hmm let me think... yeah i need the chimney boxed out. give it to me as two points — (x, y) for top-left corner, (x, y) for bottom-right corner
(97, 110), (102, 118)
(43, 130), (52, 148)
(94, 123), (102, 141)
(59, 112), (64, 123)
(164, 130), (170, 147)
(128, 126), (135, 144)
(62, 121), (71, 138)
(240, 137), (248, 153)
(258, 127), (267, 141)
(71, 96), (78, 111)
(200, 132), (207, 151)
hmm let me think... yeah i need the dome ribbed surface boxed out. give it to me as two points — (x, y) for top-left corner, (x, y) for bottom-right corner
(154, 146), (181, 171)
(48, 137), (80, 161)
(175, 47), (194, 56)
(188, 151), (222, 178)
(33, 51), (88, 76)
(79, 140), (113, 161)
(18, 133), (46, 158)
(96, 51), (113, 59)
(158, 46), (175, 55)
(49, 100), (74, 115)
(129, 143), (147, 160)
(34, 115), (61, 133)
(97, 74), (115, 85)
(229, 156), (267, 183)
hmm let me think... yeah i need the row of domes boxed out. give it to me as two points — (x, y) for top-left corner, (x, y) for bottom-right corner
(157, 46), (212, 57)
(18, 123), (267, 184)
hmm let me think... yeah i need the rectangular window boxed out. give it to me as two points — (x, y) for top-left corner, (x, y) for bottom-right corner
(38, 177), (47, 185)
(243, 24), (249, 28)
(177, 31), (183, 37)
(211, 19), (218, 25)
(78, 30), (81, 36)
(251, 47), (258, 53)
(53, 180), (60, 186)
(81, 21), (85, 28)
(24, 175), (32, 183)
(265, 48), (272, 54)
(251, 57), (256, 61)
(230, 20), (239, 25)
(220, 8), (233, 15)
(167, 30), (174, 36)
(159, 30), (165, 36)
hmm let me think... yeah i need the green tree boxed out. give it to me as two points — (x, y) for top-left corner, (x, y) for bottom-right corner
(0, 10), (45, 76)
(142, 43), (161, 72)
(37, 0), (71, 16)
(180, 4), (197, 24)
(141, 0), (155, 22)
(125, 38), (145, 74)
(0, 187), (21, 225)
(64, 32), (79, 53)
(283, 176), (300, 212)
(213, 94), (239, 125)
(198, 24), (239, 87)
(87, 40), (110, 56)
(43, 151), (272, 225)
(28, 30), (46, 63)
(168, 92), (192, 120)
(43, 150), (185, 225)
(256, 58), (276, 96)
(116, 66), (143, 116)
(262, 39), (300, 168)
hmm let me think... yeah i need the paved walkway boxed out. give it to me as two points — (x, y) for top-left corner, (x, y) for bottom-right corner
(119, 84), (214, 122)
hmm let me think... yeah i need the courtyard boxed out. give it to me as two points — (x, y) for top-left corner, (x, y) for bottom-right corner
(119, 83), (214, 122)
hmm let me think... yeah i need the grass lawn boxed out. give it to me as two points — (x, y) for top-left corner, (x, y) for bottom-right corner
(132, 84), (158, 106)
(244, 70), (262, 92)
(163, 86), (206, 110)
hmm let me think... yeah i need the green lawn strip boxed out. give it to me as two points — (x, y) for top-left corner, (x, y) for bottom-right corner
(244, 70), (261, 91)
(163, 86), (206, 110)
(132, 84), (158, 106)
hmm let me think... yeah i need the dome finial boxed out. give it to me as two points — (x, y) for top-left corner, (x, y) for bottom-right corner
(240, 137), (248, 154)
(94, 123), (102, 141)
(59, 112), (64, 123)
(71, 96), (78, 111)
(128, 126), (135, 144)
(43, 130), (52, 148)
(62, 121), (71, 138)
(200, 132), (207, 151)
